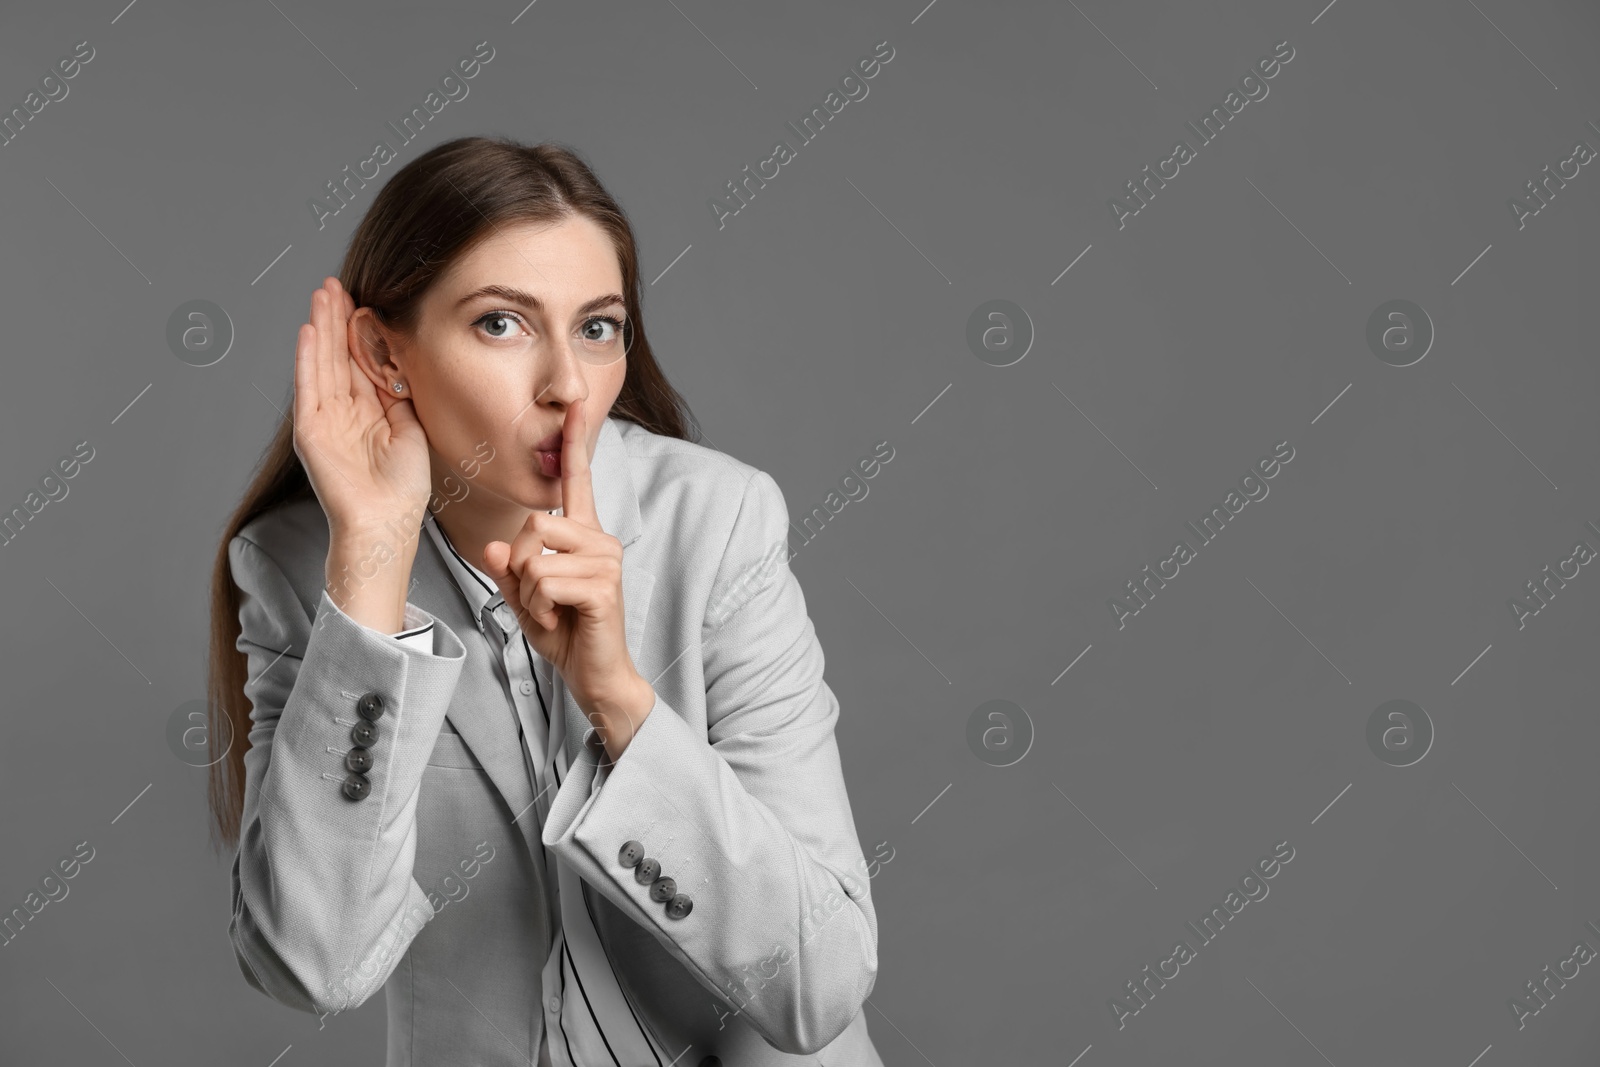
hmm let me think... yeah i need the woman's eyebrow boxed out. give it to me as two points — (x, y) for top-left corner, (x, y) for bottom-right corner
(454, 285), (626, 315)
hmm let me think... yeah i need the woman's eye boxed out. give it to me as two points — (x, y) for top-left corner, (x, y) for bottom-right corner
(581, 315), (624, 345)
(475, 311), (527, 340)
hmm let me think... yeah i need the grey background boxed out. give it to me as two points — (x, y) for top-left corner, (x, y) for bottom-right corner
(1, 0), (1597, 1063)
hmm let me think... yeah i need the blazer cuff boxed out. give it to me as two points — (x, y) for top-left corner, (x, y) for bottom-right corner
(390, 603), (436, 652)
(544, 697), (774, 991)
(539, 694), (865, 1042)
(260, 589), (467, 814)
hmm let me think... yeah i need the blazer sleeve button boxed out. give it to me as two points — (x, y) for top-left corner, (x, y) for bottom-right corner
(357, 692), (386, 721)
(633, 857), (660, 885)
(351, 720), (379, 746)
(618, 840), (644, 868)
(649, 875), (677, 903)
(345, 746), (373, 774)
(667, 893), (694, 920)
(341, 772), (371, 801)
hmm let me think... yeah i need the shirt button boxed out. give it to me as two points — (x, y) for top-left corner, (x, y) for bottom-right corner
(520, 680), (534, 696)
(546, 994), (561, 1014)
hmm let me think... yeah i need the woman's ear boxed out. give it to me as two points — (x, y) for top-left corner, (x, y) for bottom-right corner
(347, 306), (403, 393)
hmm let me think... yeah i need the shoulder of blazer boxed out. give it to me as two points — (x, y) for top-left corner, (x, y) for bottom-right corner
(232, 495), (332, 621)
(613, 416), (772, 541)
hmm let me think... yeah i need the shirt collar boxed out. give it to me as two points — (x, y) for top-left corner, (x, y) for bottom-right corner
(422, 510), (498, 615)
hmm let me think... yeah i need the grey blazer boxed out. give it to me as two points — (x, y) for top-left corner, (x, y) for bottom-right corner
(227, 415), (886, 1066)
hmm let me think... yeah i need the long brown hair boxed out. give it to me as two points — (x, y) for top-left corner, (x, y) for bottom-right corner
(205, 136), (697, 852)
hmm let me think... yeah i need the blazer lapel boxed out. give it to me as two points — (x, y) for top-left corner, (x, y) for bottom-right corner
(409, 544), (539, 841)
(411, 416), (655, 839)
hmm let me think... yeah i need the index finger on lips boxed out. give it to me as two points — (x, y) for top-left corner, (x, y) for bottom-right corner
(559, 401), (601, 529)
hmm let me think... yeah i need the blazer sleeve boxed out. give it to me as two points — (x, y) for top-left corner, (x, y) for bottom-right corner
(540, 469), (879, 1056)
(227, 534), (468, 1017)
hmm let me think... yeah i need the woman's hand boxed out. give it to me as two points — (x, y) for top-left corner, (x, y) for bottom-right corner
(293, 276), (432, 540)
(483, 401), (655, 753)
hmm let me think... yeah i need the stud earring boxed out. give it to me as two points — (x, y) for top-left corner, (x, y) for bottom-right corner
(393, 381), (404, 393)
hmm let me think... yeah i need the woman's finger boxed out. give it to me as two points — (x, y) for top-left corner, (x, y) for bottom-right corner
(327, 278), (352, 400)
(508, 513), (616, 558)
(559, 401), (601, 529)
(508, 574), (561, 633)
(521, 575), (610, 622)
(483, 541), (560, 631)
(515, 574), (559, 631)
(293, 321), (316, 432)
(481, 540), (528, 618)
(508, 551), (613, 630)
(519, 551), (609, 598)
(311, 286), (333, 412)
(507, 540), (566, 624)
(301, 287), (324, 417)
(348, 352), (378, 408)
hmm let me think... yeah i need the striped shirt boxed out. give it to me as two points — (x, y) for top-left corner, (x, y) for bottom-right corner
(393, 508), (665, 1067)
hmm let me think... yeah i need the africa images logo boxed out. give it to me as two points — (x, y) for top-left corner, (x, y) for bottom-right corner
(1108, 39), (1297, 230)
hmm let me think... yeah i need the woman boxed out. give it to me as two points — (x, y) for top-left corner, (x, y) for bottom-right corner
(205, 136), (885, 1067)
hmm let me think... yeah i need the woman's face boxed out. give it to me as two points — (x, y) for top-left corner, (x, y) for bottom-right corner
(371, 214), (630, 514)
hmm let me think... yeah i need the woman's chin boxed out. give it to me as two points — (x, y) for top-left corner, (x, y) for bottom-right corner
(514, 482), (562, 511)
